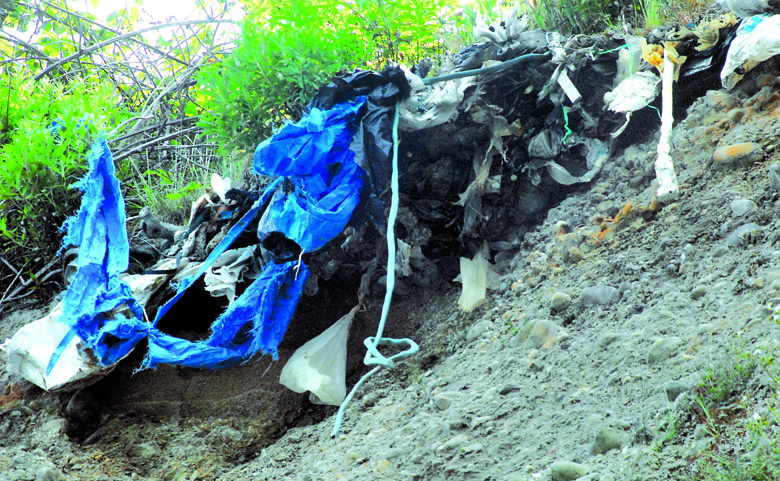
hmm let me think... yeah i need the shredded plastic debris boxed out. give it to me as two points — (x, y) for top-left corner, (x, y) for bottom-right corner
(457, 246), (490, 312)
(8, 11), (780, 400)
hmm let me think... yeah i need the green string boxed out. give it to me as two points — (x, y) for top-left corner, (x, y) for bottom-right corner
(562, 105), (572, 144)
(594, 43), (633, 76)
(648, 104), (662, 120)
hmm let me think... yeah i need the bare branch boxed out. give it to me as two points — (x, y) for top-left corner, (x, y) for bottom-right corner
(0, 256), (60, 313)
(110, 116), (199, 143)
(32, 19), (235, 81)
(113, 126), (200, 163)
(0, 32), (54, 64)
(38, 0), (193, 68)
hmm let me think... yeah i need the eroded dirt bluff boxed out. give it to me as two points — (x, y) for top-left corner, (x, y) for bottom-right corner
(3, 64), (780, 481)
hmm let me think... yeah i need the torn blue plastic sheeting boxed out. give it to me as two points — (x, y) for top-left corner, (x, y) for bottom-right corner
(49, 137), (146, 374)
(254, 96), (367, 252)
(151, 177), (281, 325)
(49, 90), (389, 375)
(312, 68), (411, 220)
(142, 97), (369, 369)
(143, 260), (309, 369)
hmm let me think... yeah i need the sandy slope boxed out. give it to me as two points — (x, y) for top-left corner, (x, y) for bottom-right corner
(2, 68), (780, 481)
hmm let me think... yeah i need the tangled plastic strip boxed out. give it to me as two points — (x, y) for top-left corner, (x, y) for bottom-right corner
(331, 102), (419, 438)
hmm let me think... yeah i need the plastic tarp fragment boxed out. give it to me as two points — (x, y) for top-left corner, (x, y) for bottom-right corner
(311, 67), (410, 206)
(140, 182), (283, 370)
(54, 138), (147, 369)
(4, 137), (146, 391)
(151, 178), (280, 325)
(144, 260), (308, 369)
(254, 98), (367, 252)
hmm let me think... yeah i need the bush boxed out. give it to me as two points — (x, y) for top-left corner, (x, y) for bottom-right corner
(0, 74), (130, 252)
(196, 0), (468, 154)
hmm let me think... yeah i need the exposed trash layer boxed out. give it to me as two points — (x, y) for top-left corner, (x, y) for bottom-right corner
(3, 8), (780, 480)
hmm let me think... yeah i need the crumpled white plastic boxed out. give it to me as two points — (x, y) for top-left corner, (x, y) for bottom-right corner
(456, 245), (492, 312)
(721, 15), (780, 89)
(474, 6), (528, 45)
(202, 246), (261, 303)
(398, 69), (476, 132)
(604, 71), (661, 138)
(211, 173), (232, 203)
(4, 302), (129, 392)
(280, 305), (357, 405)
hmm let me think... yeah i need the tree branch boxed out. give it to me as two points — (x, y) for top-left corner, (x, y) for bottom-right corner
(32, 19), (235, 81)
(39, 0), (193, 68)
(112, 126), (200, 163)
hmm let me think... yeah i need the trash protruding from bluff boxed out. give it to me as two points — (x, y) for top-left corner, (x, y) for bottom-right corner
(5, 6), (780, 397)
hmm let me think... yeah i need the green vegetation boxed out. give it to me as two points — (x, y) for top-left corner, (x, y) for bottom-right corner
(651, 336), (780, 480)
(696, 347), (780, 480)
(0, 74), (130, 250)
(196, 0), (472, 153)
(0, 0), (234, 304)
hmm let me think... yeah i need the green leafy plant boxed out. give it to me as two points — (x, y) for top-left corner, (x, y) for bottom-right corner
(695, 394), (720, 438)
(688, 342), (780, 480)
(0, 74), (131, 251)
(196, 0), (469, 154)
(698, 383), (780, 480)
(700, 348), (757, 406)
(527, 0), (618, 34)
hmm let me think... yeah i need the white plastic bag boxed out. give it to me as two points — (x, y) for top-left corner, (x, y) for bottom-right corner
(457, 246), (489, 312)
(279, 305), (357, 405)
(721, 15), (780, 89)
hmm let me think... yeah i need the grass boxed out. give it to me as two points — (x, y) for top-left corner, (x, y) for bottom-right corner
(124, 148), (248, 224)
(638, 0), (664, 28)
(657, 333), (780, 480)
(698, 402), (780, 481)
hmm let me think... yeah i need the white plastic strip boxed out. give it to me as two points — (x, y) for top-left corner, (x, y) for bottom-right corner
(654, 49), (679, 202)
(557, 68), (582, 104)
